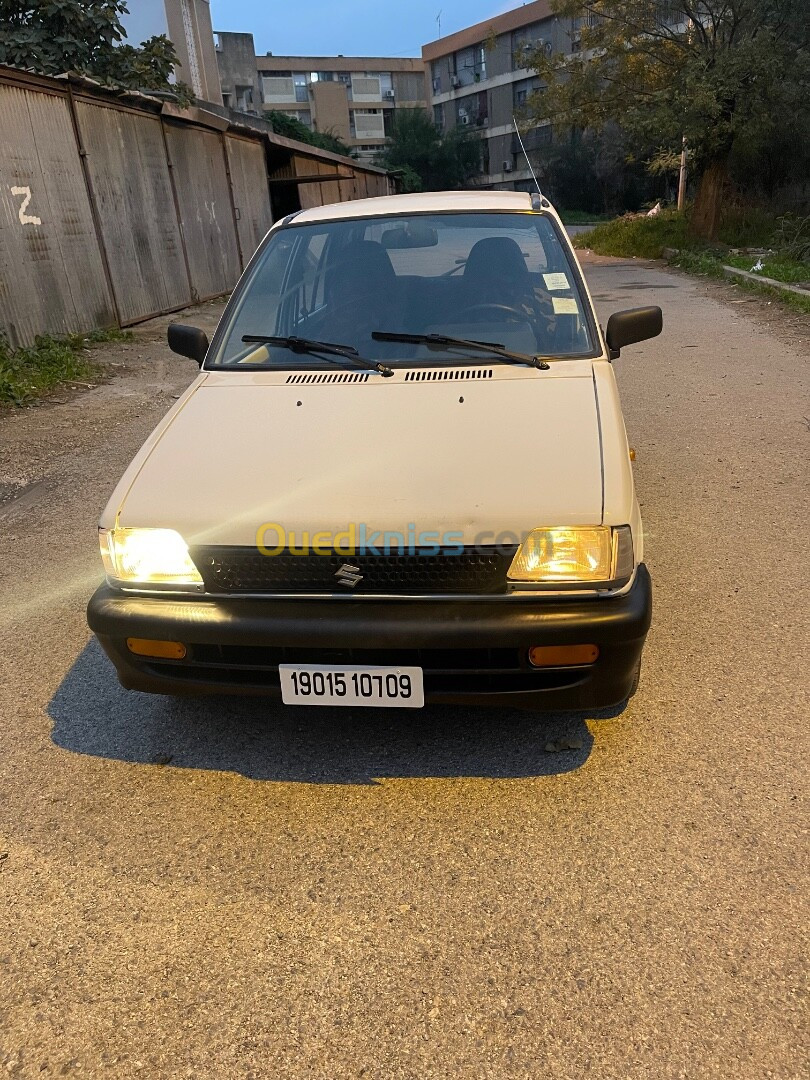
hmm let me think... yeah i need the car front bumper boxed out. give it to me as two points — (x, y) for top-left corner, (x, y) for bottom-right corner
(87, 565), (652, 711)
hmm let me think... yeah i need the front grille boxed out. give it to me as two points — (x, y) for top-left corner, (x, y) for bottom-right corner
(190, 546), (519, 596)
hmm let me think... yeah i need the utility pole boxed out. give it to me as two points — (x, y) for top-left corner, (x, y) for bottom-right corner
(677, 135), (687, 210)
(677, 15), (692, 211)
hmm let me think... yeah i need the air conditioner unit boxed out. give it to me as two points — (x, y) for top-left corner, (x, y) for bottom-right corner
(502, 160), (513, 173)
(450, 74), (461, 88)
(383, 90), (395, 99)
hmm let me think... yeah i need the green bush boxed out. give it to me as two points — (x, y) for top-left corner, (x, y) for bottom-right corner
(573, 210), (689, 258)
(772, 214), (810, 263)
(573, 207), (789, 259)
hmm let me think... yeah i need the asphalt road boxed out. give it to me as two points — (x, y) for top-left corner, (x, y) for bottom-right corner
(0, 259), (807, 1079)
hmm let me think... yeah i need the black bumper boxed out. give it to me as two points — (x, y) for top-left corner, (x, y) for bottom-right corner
(87, 565), (651, 711)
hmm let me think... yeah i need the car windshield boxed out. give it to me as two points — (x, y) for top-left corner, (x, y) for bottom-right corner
(209, 211), (597, 369)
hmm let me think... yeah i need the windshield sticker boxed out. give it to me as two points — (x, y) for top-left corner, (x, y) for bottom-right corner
(543, 272), (570, 291)
(552, 297), (579, 314)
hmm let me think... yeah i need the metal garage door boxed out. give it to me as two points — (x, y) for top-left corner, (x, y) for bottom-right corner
(225, 135), (273, 268)
(75, 100), (191, 324)
(163, 123), (241, 300)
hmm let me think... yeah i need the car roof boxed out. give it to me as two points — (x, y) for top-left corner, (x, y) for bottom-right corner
(291, 189), (560, 224)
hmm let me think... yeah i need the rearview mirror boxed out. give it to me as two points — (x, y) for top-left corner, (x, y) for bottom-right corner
(605, 306), (662, 359)
(381, 224), (439, 249)
(168, 323), (209, 366)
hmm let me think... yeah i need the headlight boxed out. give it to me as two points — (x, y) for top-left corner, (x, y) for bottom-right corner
(508, 526), (634, 586)
(99, 528), (203, 589)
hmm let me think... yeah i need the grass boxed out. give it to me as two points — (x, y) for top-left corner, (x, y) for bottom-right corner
(723, 254), (810, 285)
(0, 327), (133, 407)
(672, 250), (810, 316)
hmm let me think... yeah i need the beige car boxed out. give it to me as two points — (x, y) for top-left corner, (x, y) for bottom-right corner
(88, 190), (660, 711)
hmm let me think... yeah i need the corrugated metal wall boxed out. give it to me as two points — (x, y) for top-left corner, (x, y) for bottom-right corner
(225, 135), (274, 268)
(0, 82), (114, 347)
(75, 101), (192, 323)
(0, 68), (395, 345)
(163, 123), (241, 300)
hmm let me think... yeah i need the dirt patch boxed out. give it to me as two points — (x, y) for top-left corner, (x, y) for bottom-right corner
(0, 298), (228, 511)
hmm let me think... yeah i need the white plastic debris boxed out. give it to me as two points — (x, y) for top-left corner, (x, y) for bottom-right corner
(750, 258), (764, 272)
(646, 201), (662, 217)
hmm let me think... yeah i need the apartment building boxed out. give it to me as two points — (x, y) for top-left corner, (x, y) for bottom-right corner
(121, 0), (222, 104)
(216, 35), (429, 162)
(423, 0), (584, 190)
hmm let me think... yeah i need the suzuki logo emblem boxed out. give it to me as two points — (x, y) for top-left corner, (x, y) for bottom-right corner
(335, 563), (363, 589)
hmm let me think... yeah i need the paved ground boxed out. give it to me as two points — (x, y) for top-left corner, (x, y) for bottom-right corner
(0, 259), (807, 1079)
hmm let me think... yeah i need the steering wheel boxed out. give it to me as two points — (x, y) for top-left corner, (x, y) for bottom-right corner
(453, 302), (530, 322)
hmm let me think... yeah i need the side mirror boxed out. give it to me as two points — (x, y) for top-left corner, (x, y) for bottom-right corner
(168, 323), (209, 366)
(605, 306), (662, 360)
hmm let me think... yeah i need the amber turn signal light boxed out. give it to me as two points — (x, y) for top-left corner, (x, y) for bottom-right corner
(528, 644), (599, 667)
(126, 638), (187, 660)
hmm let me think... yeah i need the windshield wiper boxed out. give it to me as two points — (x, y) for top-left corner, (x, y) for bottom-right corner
(371, 331), (551, 370)
(242, 335), (394, 377)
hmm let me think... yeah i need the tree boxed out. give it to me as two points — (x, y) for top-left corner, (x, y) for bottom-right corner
(0, 1), (191, 101)
(265, 110), (354, 158)
(376, 108), (482, 191)
(525, 1), (810, 239)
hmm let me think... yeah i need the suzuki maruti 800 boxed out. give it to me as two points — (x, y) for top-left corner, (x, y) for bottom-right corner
(88, 191), (661, 711)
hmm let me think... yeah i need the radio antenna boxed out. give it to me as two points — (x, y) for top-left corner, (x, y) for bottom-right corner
(512, 116), (545, 204)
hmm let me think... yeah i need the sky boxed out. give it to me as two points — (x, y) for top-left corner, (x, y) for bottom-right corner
(207, 1), (521, 58)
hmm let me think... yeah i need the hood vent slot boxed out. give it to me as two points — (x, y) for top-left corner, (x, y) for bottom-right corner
(405, 368), (493, 382)
(286, 371), (370, 384)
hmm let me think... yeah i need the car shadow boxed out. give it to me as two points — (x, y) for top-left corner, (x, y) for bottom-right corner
(48, 640), (625, 784)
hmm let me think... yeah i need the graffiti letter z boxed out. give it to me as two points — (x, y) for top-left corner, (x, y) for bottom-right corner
(11, 186), (42, 226)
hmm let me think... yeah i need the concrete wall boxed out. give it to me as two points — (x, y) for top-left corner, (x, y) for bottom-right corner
(164, 0), (222, 104)
(310, 82), (351, 142)
(215, 32), (262, 114)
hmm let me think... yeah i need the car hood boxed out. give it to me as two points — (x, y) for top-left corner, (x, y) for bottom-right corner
(115, 364), (603, 547)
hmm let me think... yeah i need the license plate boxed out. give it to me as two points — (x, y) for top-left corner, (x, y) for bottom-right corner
(279, 664), (424, 708)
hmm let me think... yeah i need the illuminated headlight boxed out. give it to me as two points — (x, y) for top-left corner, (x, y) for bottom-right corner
(99, 528), (203, 589)
(508, 526), (634, 586)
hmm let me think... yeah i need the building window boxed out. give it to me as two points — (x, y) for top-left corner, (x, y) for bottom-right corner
(262, 75), (296, 103)
(512, 23), (554, 69)
(457, 90), (488, 128)
(433, 103), (444, 128)
(513, 78), (542, 109)
(351, 75), (382, 102)
(235, 85), (254, 112)
(450, 43), (486, 88)
(352, 109), (386, 138)
(282, 110), (311, 128)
